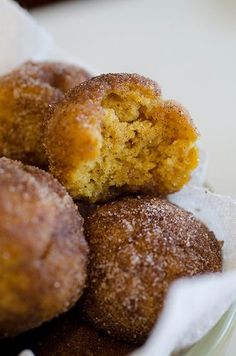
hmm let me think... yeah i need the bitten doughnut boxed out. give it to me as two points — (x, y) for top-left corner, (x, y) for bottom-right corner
(45, 73), (199, 202)
(0, 157), (88, 338)
(0, 61), (91, 167)
(82, 196), (222, 343)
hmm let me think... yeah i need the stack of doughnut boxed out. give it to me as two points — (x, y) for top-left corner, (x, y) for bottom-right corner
(0, 61), (223, 355)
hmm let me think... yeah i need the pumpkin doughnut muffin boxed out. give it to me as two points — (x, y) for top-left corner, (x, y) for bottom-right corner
(45, 73), (199, 202)
(82, 196), (223, 343)
(0, 308), (136, 356)
(31, 315), (135, 356)
(0, 61), (91, 167)
(0, 157), (88, 338)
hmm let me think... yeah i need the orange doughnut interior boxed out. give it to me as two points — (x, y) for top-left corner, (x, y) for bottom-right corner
(47, 75), (199, 202)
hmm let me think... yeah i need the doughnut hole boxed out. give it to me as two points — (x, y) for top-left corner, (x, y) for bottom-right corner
(82, 197), (223, 343)
(0, 61), (91, 167)
(46, 74), (199, 202)
(0, 157), (88, 338)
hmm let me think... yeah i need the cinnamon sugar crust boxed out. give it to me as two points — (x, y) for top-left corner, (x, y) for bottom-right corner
(0, 308), (136, 356)
(82, 196), (222, 343)
(0, 157), (88, 338)
(45, 73), (199, 202)
(0, 61), (91, 167)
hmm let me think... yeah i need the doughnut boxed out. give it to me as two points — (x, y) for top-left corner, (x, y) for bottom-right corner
(0, 61), (91, 167)
(45, 73), (199, 202)
(0, 157), (88, 338)
(32, 316), (135, 356)
(0, 308), (136, 356)
(82, 196), (222, 343)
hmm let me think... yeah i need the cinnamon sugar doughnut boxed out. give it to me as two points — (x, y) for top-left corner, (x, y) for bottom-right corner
(0, 61), (90, 167)
(45, 73), (199, 202)
(0, 309), (136, 356)
(0, 157), (88, 338)
(34, 316), (135, 356)
(82, 196), (222, 343)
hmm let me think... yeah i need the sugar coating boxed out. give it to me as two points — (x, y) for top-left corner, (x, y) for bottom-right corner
(82, 196), (223, 343)
(46, 73), (199, 202)
(10, 308), (136, 356)
(0, 61), (91, 167)
(0, 157), (88, 338)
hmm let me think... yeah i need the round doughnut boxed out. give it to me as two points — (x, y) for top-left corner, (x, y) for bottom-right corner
(82, 196), (222, 343)
(32, 317), (135, 356)
(0, 61), (91, 167)
(0, 157), (88, 338)
(45, 73), (199, 202)
(0, 308), (136, 356)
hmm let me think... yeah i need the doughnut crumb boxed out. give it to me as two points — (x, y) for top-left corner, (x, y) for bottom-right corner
(46, 73), (199, 202)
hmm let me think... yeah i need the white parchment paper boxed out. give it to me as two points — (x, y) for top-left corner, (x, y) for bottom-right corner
(1, 2), (235, 356)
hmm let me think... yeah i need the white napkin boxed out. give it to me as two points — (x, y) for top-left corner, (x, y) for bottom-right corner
(0, 0), (53, 75)
(0, 0), (93, 74)
(133, 186), (236, 355)
(1, 2), (235, 356)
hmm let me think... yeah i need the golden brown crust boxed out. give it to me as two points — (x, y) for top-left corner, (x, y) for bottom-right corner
(45, 73), (199, 202)
(82, 196), (222, 343)
(67, 72), (162, 102)
(46, 73), (161, 170)
(0, 61), (91, 167)
(0, 157), (88, 338)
